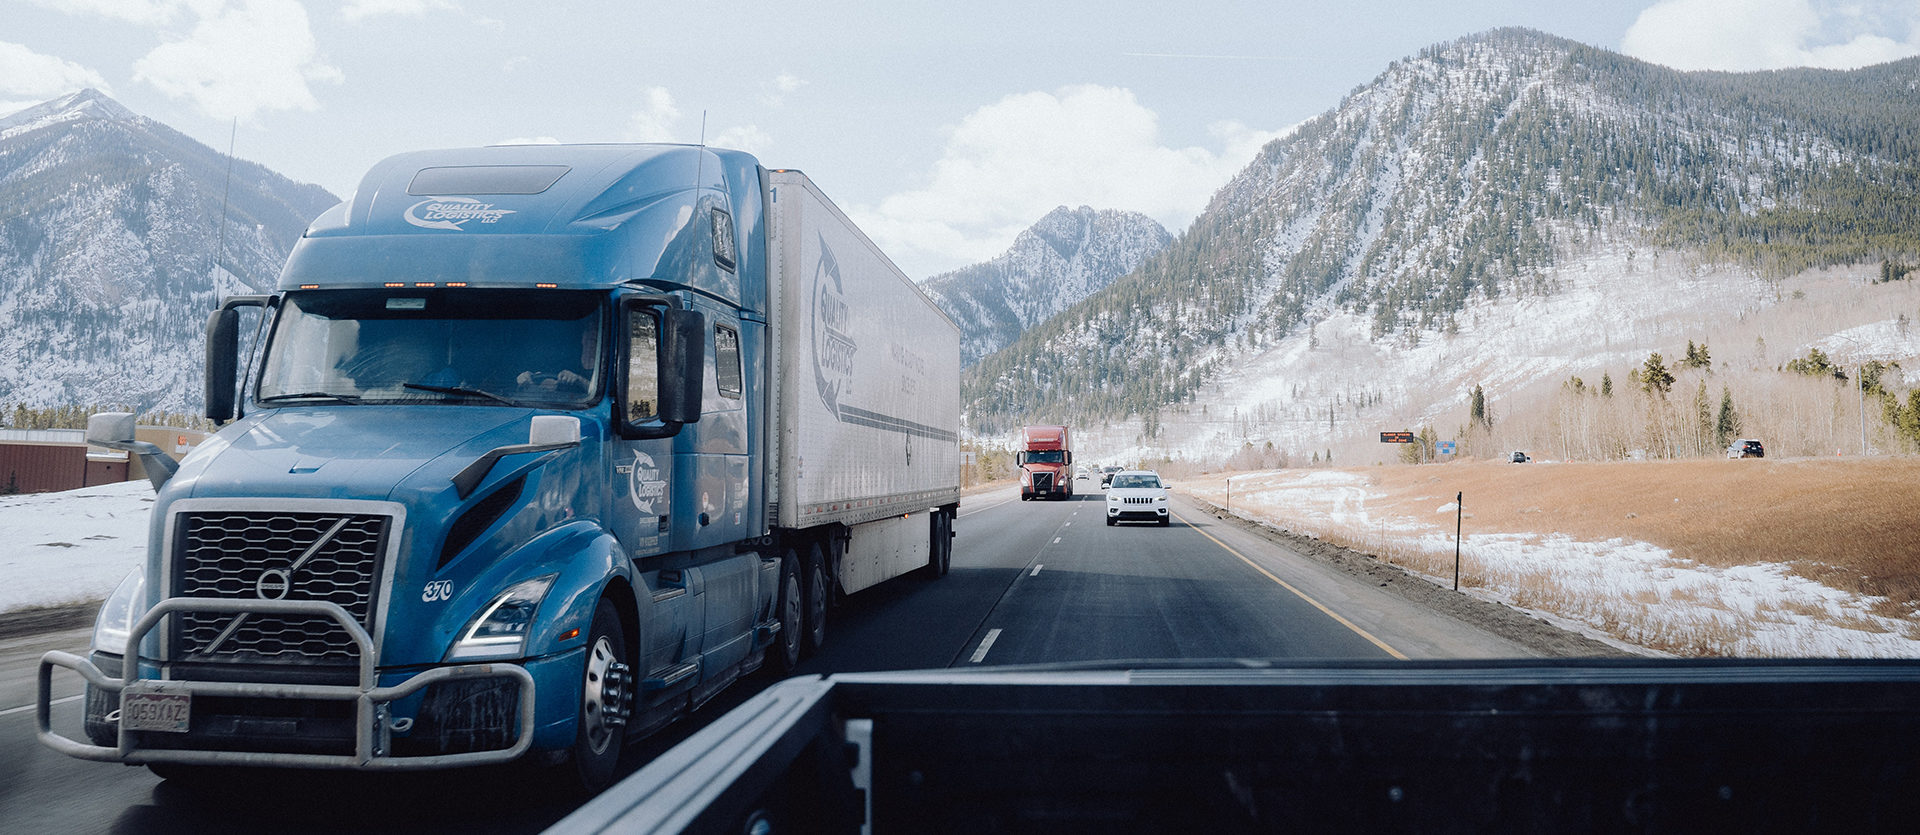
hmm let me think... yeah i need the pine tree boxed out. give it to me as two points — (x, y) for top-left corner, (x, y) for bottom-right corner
(1715, 386), (1740, 449)
(1640, 353), (1675, 397)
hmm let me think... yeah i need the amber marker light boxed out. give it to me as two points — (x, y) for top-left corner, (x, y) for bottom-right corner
(299, 284), (319, 289)
(535, 282), (558, 289)
(559, 628), (580, 641)
(445, 282), (468, 287)
(383, 282), (405, 288)
(414, 282), (435, 287)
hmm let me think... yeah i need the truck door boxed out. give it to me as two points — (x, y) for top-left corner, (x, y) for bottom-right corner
(683, 304), (758, 682)
(608, 304), (699, 703)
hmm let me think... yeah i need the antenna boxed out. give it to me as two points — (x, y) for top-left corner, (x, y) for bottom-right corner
(210, 117), (237, 287)
(694, 110), (707, 192)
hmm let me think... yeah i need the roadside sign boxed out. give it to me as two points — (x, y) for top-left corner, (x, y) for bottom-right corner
(1380, 431), (1414, 444)
(1437, 441), (1456, 455)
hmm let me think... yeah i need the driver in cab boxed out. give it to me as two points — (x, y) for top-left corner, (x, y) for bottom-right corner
(516, 325), (597, 397)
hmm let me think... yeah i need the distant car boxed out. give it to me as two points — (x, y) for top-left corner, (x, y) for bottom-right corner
(1727, 439), (1765, 459)
(1510, 451), (1530, 463)
(1106, 470), (1170, 527)
(1100, 466), (1122, 487)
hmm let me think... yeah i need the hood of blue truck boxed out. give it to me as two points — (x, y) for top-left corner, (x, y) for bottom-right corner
(177, 406), (535, 502)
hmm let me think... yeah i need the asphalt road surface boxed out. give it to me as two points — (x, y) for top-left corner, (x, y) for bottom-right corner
(0, 482), (1531, 833)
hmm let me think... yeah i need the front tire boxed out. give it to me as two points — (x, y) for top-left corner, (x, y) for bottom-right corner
(570, 604), (632, 793)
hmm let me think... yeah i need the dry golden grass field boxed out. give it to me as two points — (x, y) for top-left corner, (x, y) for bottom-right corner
(1363, 457), (1920, 617)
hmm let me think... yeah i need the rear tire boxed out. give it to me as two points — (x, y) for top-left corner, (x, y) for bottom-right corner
(803, 544), (830, 655)
(770, 552), (803, 675)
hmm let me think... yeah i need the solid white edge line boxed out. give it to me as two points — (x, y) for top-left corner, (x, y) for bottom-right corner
(969, 628), (1003, 663)
(0, 693), (80, 718)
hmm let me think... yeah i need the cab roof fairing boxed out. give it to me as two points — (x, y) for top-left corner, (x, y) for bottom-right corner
(276, 144), (762, 305)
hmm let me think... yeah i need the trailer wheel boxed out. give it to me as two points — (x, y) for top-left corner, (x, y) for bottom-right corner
(803, 543), (830, 655)
(926, 510), (952, 576)
(571, 604), (631, 792)
(770, 552), (803, 674)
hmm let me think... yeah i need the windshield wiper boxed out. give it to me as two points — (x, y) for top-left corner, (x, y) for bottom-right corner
(259, 391), (363, 405)
(403, 383), (518, 406)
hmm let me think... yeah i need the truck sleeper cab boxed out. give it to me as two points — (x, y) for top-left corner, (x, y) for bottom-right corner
(37, 144), (962, 792)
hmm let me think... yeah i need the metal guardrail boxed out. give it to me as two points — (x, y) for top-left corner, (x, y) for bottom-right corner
(37, 596), (537, 770)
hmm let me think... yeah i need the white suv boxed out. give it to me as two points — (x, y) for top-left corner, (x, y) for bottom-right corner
(1106, 470), (1170, 527)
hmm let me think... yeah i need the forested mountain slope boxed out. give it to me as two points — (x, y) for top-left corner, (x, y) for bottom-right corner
(965, 28), (1920, 434)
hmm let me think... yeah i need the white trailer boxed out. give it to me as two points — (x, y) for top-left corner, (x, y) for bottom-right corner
(766, 170), (961, 593)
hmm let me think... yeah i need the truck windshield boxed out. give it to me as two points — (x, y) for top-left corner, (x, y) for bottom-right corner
(258, 289), (606, 408)
(1025, 450), (1066, 464)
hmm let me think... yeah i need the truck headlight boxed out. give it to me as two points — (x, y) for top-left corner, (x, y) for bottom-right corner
(446, 574), (557, 662)
(93, 567), (146, 657)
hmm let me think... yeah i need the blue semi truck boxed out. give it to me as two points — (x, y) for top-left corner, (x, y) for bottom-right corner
(37, 144), (961, 790)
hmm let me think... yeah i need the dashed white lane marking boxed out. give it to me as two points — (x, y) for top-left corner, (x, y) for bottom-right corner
(0, 693), (79, 718)
(1052, 537), (1061, 544)
(1030, 564), (1043, 576)
(969, 629), (1003, 663)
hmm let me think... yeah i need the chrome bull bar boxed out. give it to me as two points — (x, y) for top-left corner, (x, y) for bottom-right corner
(37, 597), (537, 770)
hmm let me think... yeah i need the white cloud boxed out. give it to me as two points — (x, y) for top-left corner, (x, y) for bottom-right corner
(620, 87), (768, 151)
(1622, 0), (1920, 71)
(710, 124), (771, 154)
(854, 84), (1287, 278)
(341, 0), (454, 23)
(132, 0), (342, 122)
(622, 86), (682, 142)
(21, 0), (189, 26)
(763, 72), (807, 106)
(0, 41), (113, 97)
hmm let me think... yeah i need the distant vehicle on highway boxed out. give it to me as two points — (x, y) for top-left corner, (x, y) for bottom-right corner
(1728, 439), (1765, 459)
(1510, 451), (1530, 463)
(1100, 466), (1122, 487)
(1018, 425), (1074, 501)
(1106, 470), (1170, 526)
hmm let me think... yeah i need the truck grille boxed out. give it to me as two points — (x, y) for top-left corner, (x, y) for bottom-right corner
(172, 511), (391, 666)
(1032, 472), (1052, 492)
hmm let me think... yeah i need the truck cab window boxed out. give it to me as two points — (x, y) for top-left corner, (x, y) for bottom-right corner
(625, 313), (660, 421)
(715, 324), (742, 399)
(257, 289), (603, 408)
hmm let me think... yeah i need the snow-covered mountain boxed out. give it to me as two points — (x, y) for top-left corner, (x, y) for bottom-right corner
(0, 89), (337, 415)
(921, 206), (1169, 366)
(965, 28), (1920, 436)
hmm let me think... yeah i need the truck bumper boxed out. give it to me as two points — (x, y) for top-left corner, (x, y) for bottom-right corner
(37, 597), (538, 770)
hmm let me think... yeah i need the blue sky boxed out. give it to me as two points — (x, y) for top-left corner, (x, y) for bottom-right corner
(2, 0), (1917, 278)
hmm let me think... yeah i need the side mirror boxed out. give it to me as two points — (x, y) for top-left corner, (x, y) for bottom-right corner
(205, 307), (239, 423)
(86, 412), (179, 492)
(85, 412), (137, 447)
(529, 415), (581, 446)
(658, 308), (705, 426)
(616, 297), (706, 440)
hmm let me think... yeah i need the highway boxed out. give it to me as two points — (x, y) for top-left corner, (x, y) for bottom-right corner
(0, 480), (1532, 833)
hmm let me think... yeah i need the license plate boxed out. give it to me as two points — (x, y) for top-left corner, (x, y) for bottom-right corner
(121, 691), (191, 733)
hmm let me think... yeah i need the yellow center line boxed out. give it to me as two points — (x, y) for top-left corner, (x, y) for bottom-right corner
(1173, 510), (1409, 660)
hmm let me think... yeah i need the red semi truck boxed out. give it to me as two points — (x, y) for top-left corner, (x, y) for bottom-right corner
(1017, 425), (1073, 501)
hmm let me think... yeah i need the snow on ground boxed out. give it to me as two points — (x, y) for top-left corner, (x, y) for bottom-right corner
(0, 481), (151, 613)
(1184, 470), (1920, 658)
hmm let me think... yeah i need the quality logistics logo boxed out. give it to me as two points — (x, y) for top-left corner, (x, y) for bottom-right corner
(404, 196), (516, 231)
(811, 234), (857, 418)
